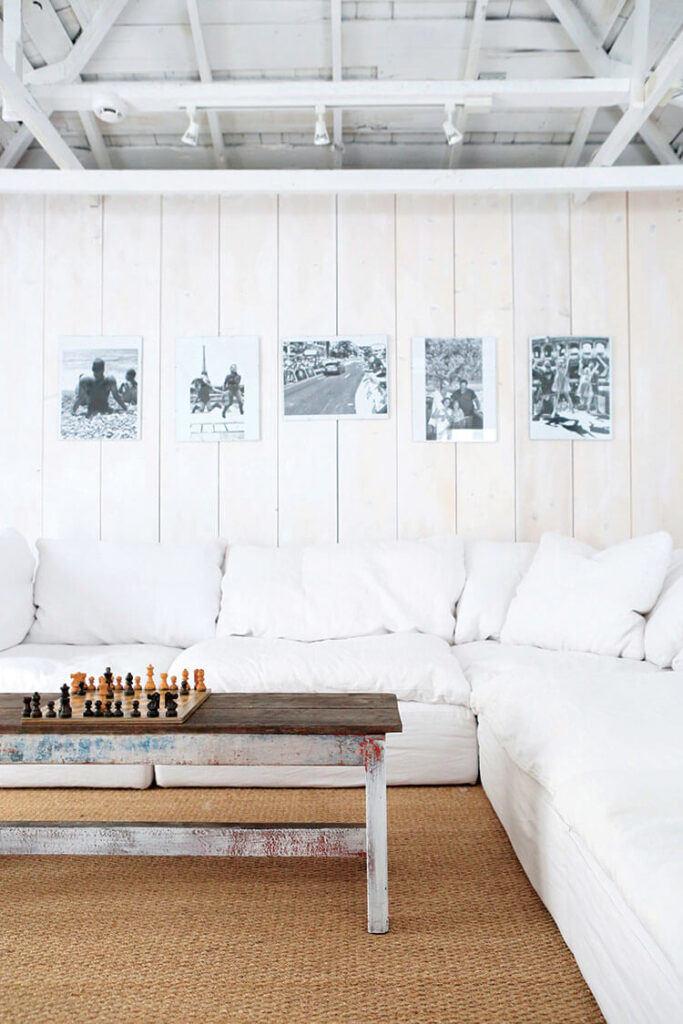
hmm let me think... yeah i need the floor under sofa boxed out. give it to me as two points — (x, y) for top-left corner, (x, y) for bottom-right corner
(0, 784), (602, 1024)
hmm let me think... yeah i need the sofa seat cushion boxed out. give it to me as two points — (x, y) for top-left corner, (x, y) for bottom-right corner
(217, 535), (465, 643)
(170, 632), (471, 706)
(0, 765), (153, 788)
(0, 643), (182, 693)
(554, 768), (683, 985)
(29, 539), (224, 647)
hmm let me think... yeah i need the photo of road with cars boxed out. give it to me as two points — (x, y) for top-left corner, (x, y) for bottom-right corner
(282, 337), (388, 418)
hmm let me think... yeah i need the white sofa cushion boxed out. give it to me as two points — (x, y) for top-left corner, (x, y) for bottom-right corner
(0, 765), (153, 788)
(170, 632), (471, 706)
(645, 550), (683, 669)
(217, 535), (465, 643)
(0, 643), (182, 693)
(29, 539), (224, 647)
(455, 540), (536, 643)
(0, 528), (35, 652)
(500, 531), (672, 659)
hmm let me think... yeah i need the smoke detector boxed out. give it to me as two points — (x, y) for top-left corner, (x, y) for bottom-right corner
(92, 93), (128, 124)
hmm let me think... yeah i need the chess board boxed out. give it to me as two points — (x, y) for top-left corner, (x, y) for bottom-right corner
(20, 666), (211, 730)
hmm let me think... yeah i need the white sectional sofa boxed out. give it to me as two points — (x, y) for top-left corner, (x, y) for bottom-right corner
(0, 525), (682, 1023)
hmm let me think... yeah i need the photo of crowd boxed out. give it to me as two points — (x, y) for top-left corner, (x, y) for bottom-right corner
(530, 336), (612, 440)
(282, 337), (388, 418)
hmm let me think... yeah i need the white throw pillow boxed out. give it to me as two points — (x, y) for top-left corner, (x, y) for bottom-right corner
(646, 550), (683, 668)
(217, 535), (465, 643)
(0, 528), (35, 651)
(455, 540), (537, 644)
(500, 531), (672, 659)
(30, 539), (224, 648)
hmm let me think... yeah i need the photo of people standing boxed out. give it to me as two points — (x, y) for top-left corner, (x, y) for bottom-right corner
(530, 336), (612, 440)
(175, 336), (260, 442)
(59, 338), (141, 441)
(412, 337), (497, 443)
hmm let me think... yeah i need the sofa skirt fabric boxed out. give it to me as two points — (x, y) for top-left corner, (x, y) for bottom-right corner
(154, 701), (478, 787)
(0, 765), (153, 788)
(477, 719), (683, 1024)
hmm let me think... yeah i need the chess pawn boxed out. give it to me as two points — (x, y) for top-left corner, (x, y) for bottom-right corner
(124, 673), (135, 698)
(180, 671), (190, 697)
(159, 673), (168, 691)
(145, 665), (155, 692)
(83, 699), (94, 718)
(46, 701), (56, 719)
(170, 675), (178, 692)
(104, 700), (113, 718)
(88, 676), (96, 693)
(114, 676), (123, 695)
(134, 676), (142, 696)
(94, 700), (104, 718)
(77, 678), (87, 697)
(30, 693), (42, 719)
(195, 669), (206, 693)
(130, 700), (141, 718)
(113, 700), (124, 718)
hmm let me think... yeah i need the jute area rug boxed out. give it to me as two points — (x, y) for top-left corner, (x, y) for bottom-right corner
(0, 784), (603, 1024)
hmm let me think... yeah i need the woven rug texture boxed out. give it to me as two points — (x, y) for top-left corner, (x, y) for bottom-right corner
(0, 784), (603, 1024)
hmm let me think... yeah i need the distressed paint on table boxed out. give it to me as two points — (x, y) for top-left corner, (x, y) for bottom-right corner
(0, 822), (367, 858)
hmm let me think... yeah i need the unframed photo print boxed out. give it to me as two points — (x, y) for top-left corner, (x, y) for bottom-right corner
(529, 336), (612, 440)
(282, 336), (388, 418)
(175, 337), (260, 442)
(59, 337), (141, 441)
(412, 337), (497, 442)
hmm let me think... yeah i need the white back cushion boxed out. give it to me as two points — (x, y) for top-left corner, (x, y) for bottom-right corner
(455, 540), (536, 644)
(30, 539), (224, 647)
(217, 535), (465, 642)
(500, 531), (672, 659)
(645, 549), (683, 668)
(0, 528), (35, 651)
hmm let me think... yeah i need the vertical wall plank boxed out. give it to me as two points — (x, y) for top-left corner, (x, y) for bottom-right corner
(630, 191), (683, 544)
(219, 195), (278, 545)
(159, 196), (220, 543)
(571, 192), (631, 547)
(512, 194), (573, 541)
(455, 194), (515, 540)
(278, 195), (337, 546)
(101, 195), (161, 542)
(395, 195), (456, 539)
(42, 196), (103, 540)
(337, 194), (397, 542)
(0, 197), (44, 545)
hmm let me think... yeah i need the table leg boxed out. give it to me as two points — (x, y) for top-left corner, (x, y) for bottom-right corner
(364, 736), (388, 934)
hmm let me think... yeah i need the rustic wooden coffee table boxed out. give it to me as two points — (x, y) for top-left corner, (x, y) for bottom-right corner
(0, 692), (402, 934)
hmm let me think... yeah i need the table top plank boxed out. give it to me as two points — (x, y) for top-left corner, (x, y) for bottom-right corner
(0, 692), (403, 736)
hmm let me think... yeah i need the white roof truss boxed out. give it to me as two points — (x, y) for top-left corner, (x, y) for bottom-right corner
(185, 0), (226, 168)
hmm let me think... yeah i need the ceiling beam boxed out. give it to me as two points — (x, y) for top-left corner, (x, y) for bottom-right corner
(545, 0), (679, 165)
(0, 54), (82, 168)
(0, 166), (680, 196)
(185, 0), (226, 168)
(451, 0), (489, 170)
(630, 0), (651, 106)
(331, 0), (342, 168)
(563, 106), (597, 166)
(590, 29), (683, 167)
(28, 77), (634, 113)
(25, 0), (129, 86)
(1, 0), (22, 120)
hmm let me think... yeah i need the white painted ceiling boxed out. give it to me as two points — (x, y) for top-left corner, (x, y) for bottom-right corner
(1, 0), (681, 170)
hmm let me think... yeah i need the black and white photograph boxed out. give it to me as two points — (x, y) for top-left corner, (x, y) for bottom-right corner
(59, 337), (141, 441)
(282, 336), (388, 418)
(530, 336), (612, 440)
(412, 337), (497, 442)
(175, 336), (260, 442)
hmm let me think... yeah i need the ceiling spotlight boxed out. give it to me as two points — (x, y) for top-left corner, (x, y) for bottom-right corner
(442, 104), (463, 147)
(314, 104), (330, 146)
(92, 92), (127, 124)
(182, 105), (200, 147)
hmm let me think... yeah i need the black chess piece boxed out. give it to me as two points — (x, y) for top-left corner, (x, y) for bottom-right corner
(22, 696), (32, 719)
(78, 678), (87, 697)
(83, 699), (94, 717)
(94, 699), (104, 718)
(30, 692), (42, 719)
(46, 700), (56, 719)
(59, 687), (72, 719)
(124, 673), (135, 697)
(164, 691), (178, 718)
(114, 700), (124, 718)
(180, 678), (190, 697)
(146, 692), (159, 718)
(104, 700), (113, 717)
(104, 667), (113, 688)
(130, 700), (141, 718)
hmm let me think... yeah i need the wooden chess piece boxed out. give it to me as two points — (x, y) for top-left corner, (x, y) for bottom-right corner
(59, 685), (72, 719)
(159, 673), (168, 691)
(146, 692), (159, 718)
(46, 701), (56, 719)
(134, 676), (142, 696)
(114, 676), (123, 695)
(30, 693), (42, 719)
(145, 665), (155, 692)
(88, 676), (96, 693)
(170, 675), (178, 692)
(70, 673), (80, 695)
(104, 667), (114, 691)
(77, 678), (87, 697)
(195, 669), (206, 693)
(114, 700), (124, 718)
(180, 671), (190, 697)
(164, 691), (178, 718)
(94, 700), (103, 718)
(130, 700), (141, 718)
(104, 700), (113, 717)
(83, 699), (94, 717)
(22, 696), (32, 719)
(98, 676), (108, 698)
(124, 673), (135, 697)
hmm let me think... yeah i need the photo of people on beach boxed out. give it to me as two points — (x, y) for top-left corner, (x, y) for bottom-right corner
(59, 338), (141, 441)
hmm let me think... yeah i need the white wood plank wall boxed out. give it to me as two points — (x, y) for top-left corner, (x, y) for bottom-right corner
(0, 191), (681, 548)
